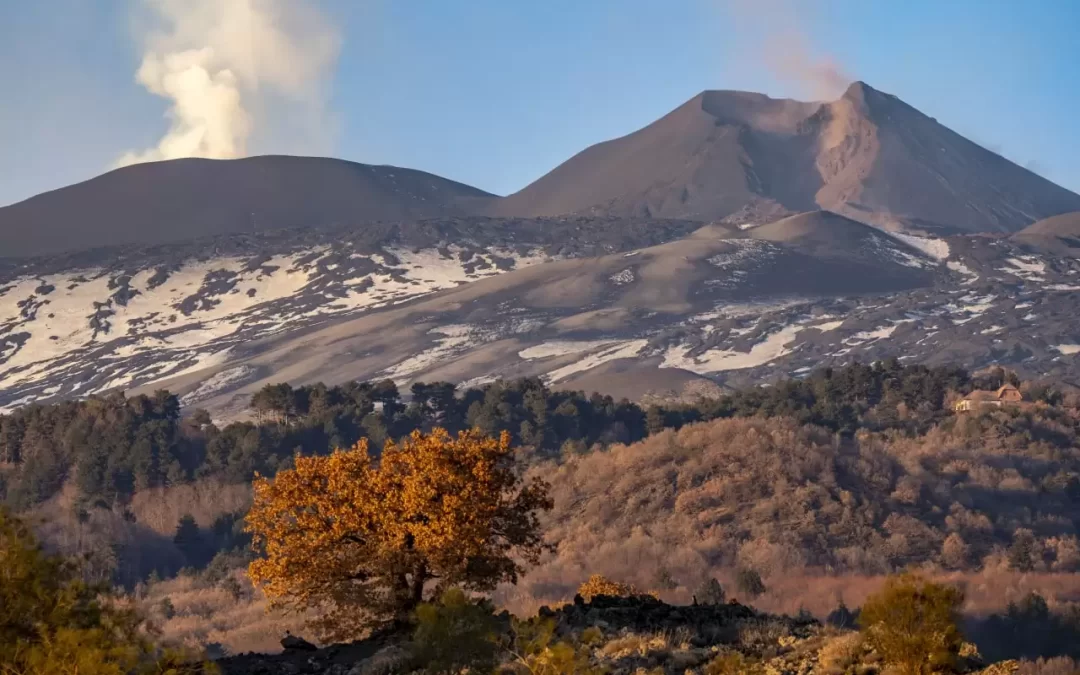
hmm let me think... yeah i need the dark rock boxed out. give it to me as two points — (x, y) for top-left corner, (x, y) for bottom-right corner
(281, 632), (317, 652)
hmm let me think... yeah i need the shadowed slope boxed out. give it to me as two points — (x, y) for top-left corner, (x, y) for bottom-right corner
(0, 156), (494, 258)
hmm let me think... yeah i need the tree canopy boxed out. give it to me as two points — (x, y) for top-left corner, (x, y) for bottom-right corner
(246, 428), (552, 641)
(0, 360), (1003, 514)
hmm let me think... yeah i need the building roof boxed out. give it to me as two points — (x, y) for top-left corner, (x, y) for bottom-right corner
(960, 384), (1023, 403)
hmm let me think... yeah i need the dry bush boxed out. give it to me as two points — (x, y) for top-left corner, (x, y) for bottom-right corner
(817, 632), (864, 674)
(577, 574), (639, 601)
(1018, 657), (1080, 675)
(858, 574), (964, 675)
(139, 570), (308, 656)
(499, 413), (1080, 611)
(25, 477), (252, 584)
(27, 481), (183, 583)
(129, 478), (251, 534)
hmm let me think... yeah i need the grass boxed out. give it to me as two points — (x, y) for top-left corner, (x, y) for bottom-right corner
(138, 570), (308, 656)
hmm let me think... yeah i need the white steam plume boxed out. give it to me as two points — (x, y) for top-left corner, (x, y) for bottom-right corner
(117, 0), (340, 167)
(724, 0), (852, 100)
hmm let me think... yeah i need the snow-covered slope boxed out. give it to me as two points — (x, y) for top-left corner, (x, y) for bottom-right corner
(7, 212), (1080, 415)
(0, 243), (548, 411)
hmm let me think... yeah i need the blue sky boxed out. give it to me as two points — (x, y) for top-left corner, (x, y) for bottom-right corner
(1, 0), (1078, 207)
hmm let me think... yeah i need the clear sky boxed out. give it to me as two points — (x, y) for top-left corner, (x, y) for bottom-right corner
(1, 0), (1078, 207)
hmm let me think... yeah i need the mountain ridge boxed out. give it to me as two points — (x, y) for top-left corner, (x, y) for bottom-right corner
(2, 82), (1079, 259)
(494, 81), (1080, 233)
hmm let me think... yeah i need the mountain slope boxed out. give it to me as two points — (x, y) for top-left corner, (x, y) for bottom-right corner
(493, 82), (1080, 234)
(1011, 211), (1080, 253)
(12, 206), (1080, 415)
(0, 212), (939, 414)
(0, 156), (494, 258)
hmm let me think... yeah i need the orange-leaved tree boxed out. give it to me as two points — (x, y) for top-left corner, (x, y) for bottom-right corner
(246, 428), (552, 641)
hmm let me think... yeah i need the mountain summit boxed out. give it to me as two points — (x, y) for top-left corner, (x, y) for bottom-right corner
(493, 82), (1080, 233)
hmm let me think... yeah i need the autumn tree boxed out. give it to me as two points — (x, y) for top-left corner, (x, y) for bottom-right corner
(246, 428), (552, 640)
(859, 574), (964, 675)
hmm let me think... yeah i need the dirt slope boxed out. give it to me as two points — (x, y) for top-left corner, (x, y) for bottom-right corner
(493, 82), (1080, 234)
(1010, 211), (1080, 253)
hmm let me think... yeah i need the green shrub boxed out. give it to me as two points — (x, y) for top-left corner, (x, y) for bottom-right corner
(0, 507), (215, 674)
(508, 617), (604, 675)
(858, 574), (964, 675)
(412, 588), (502, 674)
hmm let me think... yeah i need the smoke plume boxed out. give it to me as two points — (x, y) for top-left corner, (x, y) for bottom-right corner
(117, 0), (340, 167)
(725, 0), (852, 100)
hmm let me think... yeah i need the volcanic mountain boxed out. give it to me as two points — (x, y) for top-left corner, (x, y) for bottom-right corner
(492, 82), (1080, 234)
(0, 156), (493, 258)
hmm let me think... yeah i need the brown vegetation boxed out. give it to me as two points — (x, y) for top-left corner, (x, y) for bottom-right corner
(246, 428), (552, 641)
(136, 570), (306, 658)
(508, 409), (1080, 611)
(858, 574), (965, 674)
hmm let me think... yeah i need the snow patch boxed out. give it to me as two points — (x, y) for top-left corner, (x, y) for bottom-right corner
(661, 325), (804, 374)
(0, 245), (551, 409)
(1002, 256), (1047, 282)
(519, 341), (614, 360)
(946, 260), (979, 283)
(179, 365), (257, 406)
(545, 340), (649, 382)
(812, 320), (845, 332)
(889, 232), (950, 261)
(381, 325), (480, 382)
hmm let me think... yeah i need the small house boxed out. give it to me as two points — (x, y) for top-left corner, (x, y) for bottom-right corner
(954, 384), (1023, 412)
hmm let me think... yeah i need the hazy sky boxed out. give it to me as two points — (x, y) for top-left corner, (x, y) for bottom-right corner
(1, 0), (1078, 207)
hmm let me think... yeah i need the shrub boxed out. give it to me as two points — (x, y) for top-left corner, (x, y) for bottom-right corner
(705, 651), (763, 674)
(858, 574), (964, 675)
(735, 568), (766, 600)
(577, 574), (638, 601)
(507, 617), (604, 675)
(817, 632), (864, 674)
(411, 588), (502, 675)
(695, 578), (726, 605)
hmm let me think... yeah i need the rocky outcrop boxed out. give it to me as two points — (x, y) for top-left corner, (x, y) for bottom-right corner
(541, 593), (813, 643)
(213, 595), (1025, 675)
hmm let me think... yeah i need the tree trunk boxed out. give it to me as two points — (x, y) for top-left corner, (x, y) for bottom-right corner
(410, 562), (428, 608)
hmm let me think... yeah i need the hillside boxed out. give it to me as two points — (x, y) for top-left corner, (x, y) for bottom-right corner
(1012, 211), (1080, 252)
(493, 82), (1080, 233)
(0, 155), (494, 258)
(10, 364), (1080, 669)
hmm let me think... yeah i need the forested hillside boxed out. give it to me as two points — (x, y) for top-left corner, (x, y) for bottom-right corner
(0, 359), (1016, 512)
